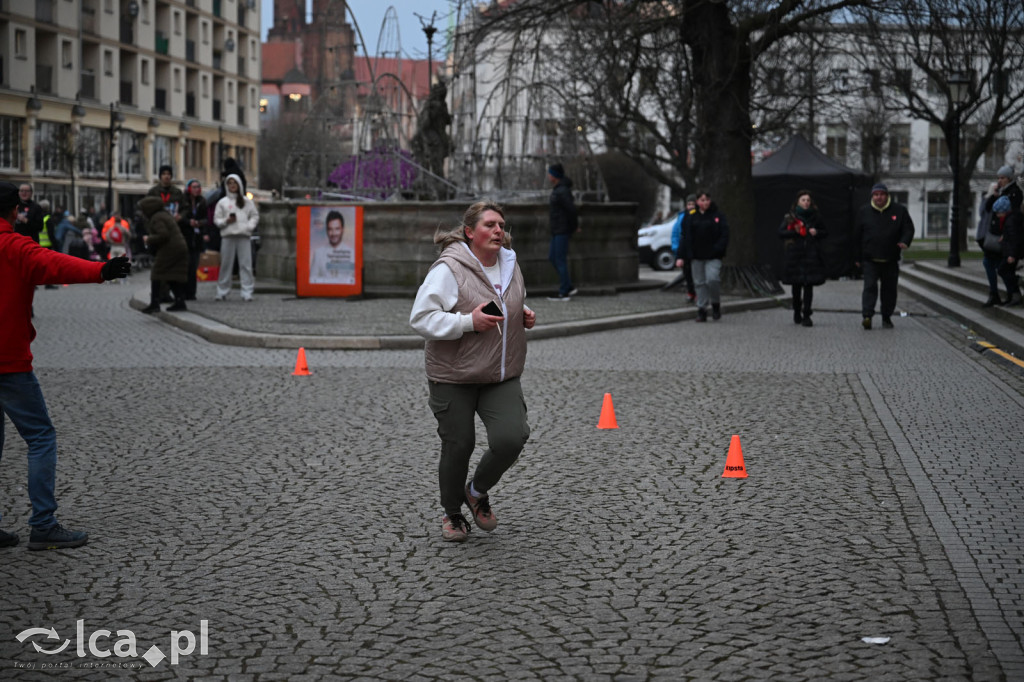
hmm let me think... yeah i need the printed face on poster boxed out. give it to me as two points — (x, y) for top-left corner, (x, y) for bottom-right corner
(296, 205), (363, 297)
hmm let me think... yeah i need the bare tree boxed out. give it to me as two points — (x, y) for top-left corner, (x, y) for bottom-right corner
(461, 0), (871, 286)
(849, 0), (1024, 255)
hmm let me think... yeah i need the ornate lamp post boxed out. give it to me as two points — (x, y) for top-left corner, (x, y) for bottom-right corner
(106, 103), (125, 219)
(947, 71), (971, 268)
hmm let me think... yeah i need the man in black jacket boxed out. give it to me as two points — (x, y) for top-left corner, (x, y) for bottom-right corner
(15, 184), (44, 243)
(854, 183), (915, 329)
(547, 163), (579, 301)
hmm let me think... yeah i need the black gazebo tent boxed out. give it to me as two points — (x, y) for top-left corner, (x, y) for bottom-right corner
(753, 134), (873, 279)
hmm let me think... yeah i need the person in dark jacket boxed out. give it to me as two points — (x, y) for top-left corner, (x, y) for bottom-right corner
(853, 183), (915, 329)
(0, 181), (131, 551)
(547, 163), (579, 300)
(179, 179), (209, 300)
(147, 164), (185, 222)
(778, 190), (827, 327)
(675, 189), (729, 321)
(989, 196), (1022, 306)
(15, 184), (44, 242)
(138, 196), (188, 313)
(978, 166), (1022, 306)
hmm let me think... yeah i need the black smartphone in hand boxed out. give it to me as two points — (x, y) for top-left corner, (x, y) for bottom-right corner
(482, 301), (503, 317)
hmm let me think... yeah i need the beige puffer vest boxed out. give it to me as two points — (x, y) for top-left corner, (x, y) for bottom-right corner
(424, 243), (527, 384)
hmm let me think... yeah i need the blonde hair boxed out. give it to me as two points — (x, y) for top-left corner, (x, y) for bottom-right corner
(434, 200), (511, 250)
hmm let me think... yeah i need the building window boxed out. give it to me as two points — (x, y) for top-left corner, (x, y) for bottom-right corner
(887, 124), (911, 172)
(926, 191), (949, 237)
(34, 121), (72, 175)
(202, 21), (209, 45)
(173, 11), (182, 35)
(830, 68), (849, 92)
(184, 139), (204, 170)
(104, 0), (113, 13)
(152, 136), (175, 177)
(103, 50), (113, 76)
(77, 126), (108, 177)
(14, 30), (28, 59)
(0, 116), (24, 171)
(141, 59), (150, 85)
(928, 125), (949, 172)
(826, 124), (847, 165)
(228, 82), (235, 104)
(250, 38), (256, 58)
(141, 0), (149, 22)
(118, 130), (142, 177)
(62, 40), (74, 69)
(174, 67), (182, 92)
(202, 75), (209, 98)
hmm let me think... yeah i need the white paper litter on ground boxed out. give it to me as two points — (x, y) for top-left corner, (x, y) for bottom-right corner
(861, 637), (891, 644)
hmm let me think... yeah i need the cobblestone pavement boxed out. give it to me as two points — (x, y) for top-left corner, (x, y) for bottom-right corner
(0, 278), (1021, 680)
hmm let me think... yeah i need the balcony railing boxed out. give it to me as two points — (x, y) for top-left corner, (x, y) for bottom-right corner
(213, 99), (222, 121)
(186, 94), (196, 117)
(120, 20), (134, 44)
(237, 57), (246, 77)
(80, 72), (96, 99)
(212, 0), (221, 17)
(155, 88), (167, 112)
(237, 106), (245, 126)
(82, 7), (97, 34)
(119, 80), (133, 106)
(213, 51), (222, 71)
(186, 40), (195, 62)
(37, 0), (54, 23)
(156, 32), (169, 55)
(36, 65), (53, 94)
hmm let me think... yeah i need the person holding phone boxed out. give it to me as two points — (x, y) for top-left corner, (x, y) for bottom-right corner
(410, 200), (536, 543)
(212, 174), (259, 301)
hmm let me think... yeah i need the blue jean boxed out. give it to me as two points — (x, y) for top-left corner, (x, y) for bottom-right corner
(0, 372), (59, 528)
(691, 259), (722, 309)
(548, 234), (573, 296)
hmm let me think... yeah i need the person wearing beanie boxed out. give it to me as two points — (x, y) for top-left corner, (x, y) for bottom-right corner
(853, 183), (915, 329)
(147, 164), (184, 221)
(988, 195), (1022, 306)
(976, 165), (1023, 306)
(670, 194), (699, 301)
(0, 181), (132, 551)
(212, 173), (259, 301)
(546, 162), (579, 301)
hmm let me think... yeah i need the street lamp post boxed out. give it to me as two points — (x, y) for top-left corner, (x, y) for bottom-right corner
(948, 72), (971, 268)
(106, 102), (125, 219)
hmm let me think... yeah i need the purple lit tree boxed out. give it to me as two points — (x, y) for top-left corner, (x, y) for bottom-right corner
(328, 147), (419, 200)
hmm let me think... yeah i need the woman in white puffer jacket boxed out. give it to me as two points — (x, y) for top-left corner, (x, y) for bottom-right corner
(212, 173), (259, 301)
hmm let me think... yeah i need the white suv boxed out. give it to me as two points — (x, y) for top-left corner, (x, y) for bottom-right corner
(637, 216), (678, 271)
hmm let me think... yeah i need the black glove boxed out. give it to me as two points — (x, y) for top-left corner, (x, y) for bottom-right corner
(100, 256), (132, 280)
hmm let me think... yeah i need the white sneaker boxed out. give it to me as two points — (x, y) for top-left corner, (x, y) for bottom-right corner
(566, 287), (579, 297)
(547, 295), (571, 302)
(214, 295), (226, 301)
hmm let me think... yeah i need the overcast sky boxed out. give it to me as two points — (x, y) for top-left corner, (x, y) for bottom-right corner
(260, 0), (456, 60)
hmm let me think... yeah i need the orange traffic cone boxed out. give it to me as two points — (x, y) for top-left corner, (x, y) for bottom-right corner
(292, 347), (311, 376)
(597, 393), (619, 429)
(722, 435), (747, 478)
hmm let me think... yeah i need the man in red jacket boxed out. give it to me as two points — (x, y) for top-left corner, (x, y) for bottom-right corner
(0, 181), (131, 550)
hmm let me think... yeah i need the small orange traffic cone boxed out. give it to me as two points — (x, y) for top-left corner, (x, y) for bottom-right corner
(292, 347), (311, 376)
(597, 393), (619, 429)
(722, 435), (747, 478)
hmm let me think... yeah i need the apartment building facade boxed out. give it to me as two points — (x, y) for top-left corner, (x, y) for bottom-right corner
(0, 0), (261, 218)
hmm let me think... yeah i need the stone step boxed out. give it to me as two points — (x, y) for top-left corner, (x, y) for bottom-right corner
(908, 259), (993, 294)
(899, 274), (1024, 358)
